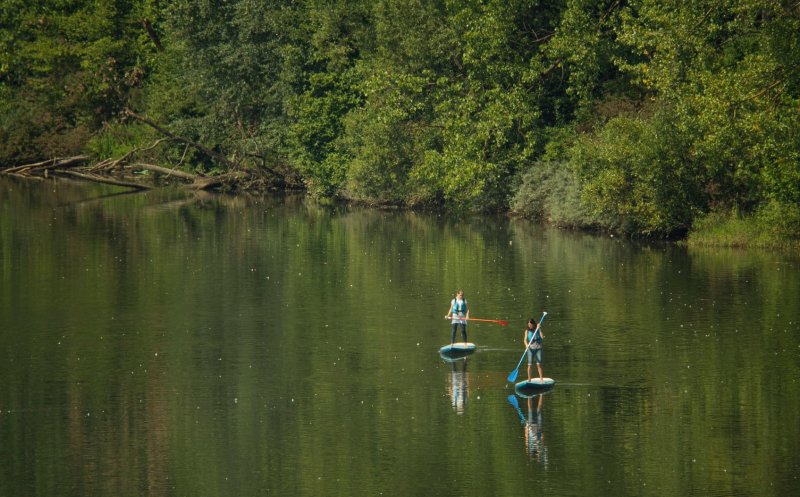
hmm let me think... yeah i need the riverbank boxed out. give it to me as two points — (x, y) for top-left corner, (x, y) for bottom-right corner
(3, 167), (797, 252)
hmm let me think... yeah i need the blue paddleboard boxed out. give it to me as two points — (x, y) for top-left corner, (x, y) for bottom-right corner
(515, 378), (555, 393)
(439, 342), (476, 358)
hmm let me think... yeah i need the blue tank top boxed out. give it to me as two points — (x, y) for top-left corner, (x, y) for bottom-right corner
(528, 329), (542, 347)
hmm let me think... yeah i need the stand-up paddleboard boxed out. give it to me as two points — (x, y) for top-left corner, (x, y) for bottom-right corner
(439, 342), (476, 359)
(515, 378), (555, 394)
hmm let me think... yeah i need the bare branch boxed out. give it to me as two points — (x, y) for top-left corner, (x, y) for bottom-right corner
(125, 108), (286, 181)
(132, 162), (197, 181)
(60, 170), (153, 190)
(142, 18), (164, 52)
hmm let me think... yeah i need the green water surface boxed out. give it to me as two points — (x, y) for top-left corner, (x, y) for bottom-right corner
(1, 178), (798, 497)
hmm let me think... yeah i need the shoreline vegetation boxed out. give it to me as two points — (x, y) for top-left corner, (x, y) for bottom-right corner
(1, 1), (798, 250)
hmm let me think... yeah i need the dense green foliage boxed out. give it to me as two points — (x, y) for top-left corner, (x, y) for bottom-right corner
(2, 0), (798, 240)
(0, 0), (160, 160)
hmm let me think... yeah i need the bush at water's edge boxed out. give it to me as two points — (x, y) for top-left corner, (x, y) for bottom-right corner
(687, 201), (800, 250)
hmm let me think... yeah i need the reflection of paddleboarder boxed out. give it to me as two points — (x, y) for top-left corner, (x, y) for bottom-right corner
(449, 358), (469, 415)
(525, 395), (546, 464)
(444, 290), (469, 345)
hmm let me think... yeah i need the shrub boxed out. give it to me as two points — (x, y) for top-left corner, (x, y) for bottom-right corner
(512, 160), (604, 229)
(688, 202), (800, 249)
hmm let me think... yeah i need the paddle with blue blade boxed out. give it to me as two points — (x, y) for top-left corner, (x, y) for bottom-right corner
(507, 311), (547, 383)
(507, 394), (526, 424)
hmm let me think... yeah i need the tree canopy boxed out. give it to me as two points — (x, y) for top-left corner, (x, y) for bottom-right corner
(2, 0), (798, 241)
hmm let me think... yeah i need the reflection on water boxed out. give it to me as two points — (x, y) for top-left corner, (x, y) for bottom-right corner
(447, 358), (470, 415)
(2, 178), (799, 497)
(508, 393), (548, 465)
(524, 395), (547, 465)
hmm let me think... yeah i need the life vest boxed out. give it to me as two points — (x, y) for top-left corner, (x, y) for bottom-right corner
(451, 298), (467, 316)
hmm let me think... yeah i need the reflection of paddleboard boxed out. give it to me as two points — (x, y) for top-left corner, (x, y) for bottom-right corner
(514, 389), (552, 399)
(439, 343), (476, 357)
(515, 378), (555, 394)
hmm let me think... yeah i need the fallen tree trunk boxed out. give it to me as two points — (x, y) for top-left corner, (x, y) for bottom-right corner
(132, 163), (198, 181)
(190, 171), (249, 191)
(2, 128), (291, 192)
(125, 110), (240, 171)
(3, 155), (90, 175)
(60, 170), (153, 190)
(124, 109), (285, 182)
(2, 155), (255, 192)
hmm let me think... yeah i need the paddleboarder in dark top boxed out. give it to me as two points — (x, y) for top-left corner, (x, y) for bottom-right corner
(524, 318), (544, 382)
(445, 290), (469, 345)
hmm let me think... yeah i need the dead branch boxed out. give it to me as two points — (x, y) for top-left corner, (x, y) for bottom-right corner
(116, 137), (170, 165)
(60, 170), (153, 190)
(749, 79), (784, 101)
(124, 109), (243, 171)
(89, 158), (115, 171)
(6, 172), (43, 181)
(3, 120), (289, 194)
(90, 138), (171, 173)
(177, 143), (191, 166)
(132, 162), (197, 181)
(124, 109), (285, 181)
(190, 171), (249, 191)
(142, 19), (164, 52)
(3, 155), (90, 175)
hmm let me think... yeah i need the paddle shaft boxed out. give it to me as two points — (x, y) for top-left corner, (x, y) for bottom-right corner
(465, 317), (509, 326)
(507, 312), (547, 382)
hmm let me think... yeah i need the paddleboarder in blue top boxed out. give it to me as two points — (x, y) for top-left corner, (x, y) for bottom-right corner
(524, 318), (544, 382)
(444, 290), (469, 345)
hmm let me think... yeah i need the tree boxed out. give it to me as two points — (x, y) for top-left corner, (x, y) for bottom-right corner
(0, 0), (160, 164)
(285, 1), (370, 197)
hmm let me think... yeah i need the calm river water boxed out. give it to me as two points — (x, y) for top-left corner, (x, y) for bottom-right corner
(1, 178), (798, 497)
